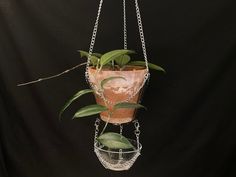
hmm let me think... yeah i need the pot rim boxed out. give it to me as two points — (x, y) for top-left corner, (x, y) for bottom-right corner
(88, 65), (147, 72)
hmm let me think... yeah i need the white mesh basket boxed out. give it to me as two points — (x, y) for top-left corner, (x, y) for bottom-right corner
(94, 139), (142, 171)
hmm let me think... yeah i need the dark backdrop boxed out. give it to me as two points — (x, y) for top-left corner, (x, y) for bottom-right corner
(0, 0), (236, 177)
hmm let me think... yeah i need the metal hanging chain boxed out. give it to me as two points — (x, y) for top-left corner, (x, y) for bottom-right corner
(85, 0), (150, 105)
(123, 0), (127, 49)
(133, 119), (141, 150)
(134, 0), (149, 72)
(85, 0), (104, 83)
(94, 118), (101, 144)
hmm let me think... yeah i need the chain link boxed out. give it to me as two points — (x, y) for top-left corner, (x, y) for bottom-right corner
(123, 0), (127, 49)
(94, 118), (100, 144)
(85, 0), (150, 105)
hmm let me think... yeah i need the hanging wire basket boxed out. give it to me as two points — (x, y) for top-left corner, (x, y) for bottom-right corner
(94, 139), (142, 171)
(94, 119), (142, 171)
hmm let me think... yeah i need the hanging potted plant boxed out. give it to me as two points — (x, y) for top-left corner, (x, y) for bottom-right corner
(59, 49), (165, 149)
(18, 0), (165, 171)
(18, 49), (165, 171)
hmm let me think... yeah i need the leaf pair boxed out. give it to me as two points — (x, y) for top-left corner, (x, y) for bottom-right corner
(59, 90), (107, 119)
(99, 49), (135, 69)
(60, 90), (146, 119)
(73, 102), (146, 119)
(59, 89), (94, 119)
(60, 77), (127, 119)
(60, 77), (146, 119)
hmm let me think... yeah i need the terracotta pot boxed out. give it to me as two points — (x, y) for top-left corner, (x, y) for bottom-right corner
(88, 66), (147, 124)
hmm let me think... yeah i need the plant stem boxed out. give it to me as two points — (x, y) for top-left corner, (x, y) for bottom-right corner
(17, 62), (87, 86)
(100, 111), (112, 135)
(112, 60), (115, 70)
(96, 59), (100, 70)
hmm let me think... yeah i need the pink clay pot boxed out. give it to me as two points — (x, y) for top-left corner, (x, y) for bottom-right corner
(88, 66), (147, 124)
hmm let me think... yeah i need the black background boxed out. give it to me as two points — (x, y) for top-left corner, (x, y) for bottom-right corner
(0, 0), (236, 177)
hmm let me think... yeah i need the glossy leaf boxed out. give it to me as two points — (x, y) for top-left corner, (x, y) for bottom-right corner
(59, 89), (94, 119)
(100, 76), (126, 89)
(73, 104), (108, 118)
(114, 102), (146, 110)
(97, 132), (134, 149)
(100, 49), (135, 68)
(128, 61), (166, 72)
(115, 54), (131, 67)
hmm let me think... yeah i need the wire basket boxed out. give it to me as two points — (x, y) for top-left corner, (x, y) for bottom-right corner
(94, 139), (142, 171)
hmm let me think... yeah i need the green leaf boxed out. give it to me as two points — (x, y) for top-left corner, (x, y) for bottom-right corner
(97, 132), (134, 149)
(93, 53), (102, 58)
(78, 50), (100, 66)
(115, 54), (131, 68)
(100, 49), (135, 69)
(73, 104), (108, 118)
(59, 89), (93, 119)
(114, 102), (146, 110)
(128, 61), (166, 72)
(100, 76), (126, 89)
(78, 50), (89, 58)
